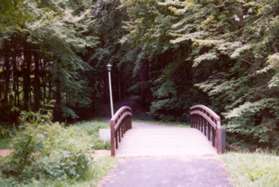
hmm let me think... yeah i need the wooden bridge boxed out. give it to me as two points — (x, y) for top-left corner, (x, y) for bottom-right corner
(100, 105), (231, 187)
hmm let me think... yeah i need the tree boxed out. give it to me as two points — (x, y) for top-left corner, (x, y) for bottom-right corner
(0, 0), (98, 122)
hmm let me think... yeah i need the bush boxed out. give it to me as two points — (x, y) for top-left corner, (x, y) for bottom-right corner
(70, 121), (111, 150)
(0, 126), (12, 138)
(0, 124), (17, 149)
(2, 112), (93, 182)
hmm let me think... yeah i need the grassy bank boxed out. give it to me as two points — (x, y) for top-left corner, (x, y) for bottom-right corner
(0, 120), (114, 187)
(222, 152), (279, 187)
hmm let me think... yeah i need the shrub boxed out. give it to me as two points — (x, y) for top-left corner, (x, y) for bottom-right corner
(0, 126), (14, 149)
(0, 121), (16, 139)
(70, 121), (111, 150)
(0, 126), (12, 138)
(2, 112), (93, 182)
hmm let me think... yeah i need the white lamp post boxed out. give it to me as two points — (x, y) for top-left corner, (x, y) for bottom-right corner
(107, 63), (114, 117)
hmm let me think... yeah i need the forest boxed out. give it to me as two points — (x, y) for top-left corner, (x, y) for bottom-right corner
(1, 0), (279, 186)
(1, 0), (279, 150)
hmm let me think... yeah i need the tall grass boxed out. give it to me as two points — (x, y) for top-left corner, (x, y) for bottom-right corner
(222, 152), (279, 187)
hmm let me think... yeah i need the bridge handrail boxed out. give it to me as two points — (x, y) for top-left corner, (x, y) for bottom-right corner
(110, 106), (132, 156)
(190, 105), (225, 153)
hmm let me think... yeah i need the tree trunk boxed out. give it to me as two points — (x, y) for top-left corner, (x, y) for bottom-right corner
(3, 41), (10, 106)
(53, 64), (63, 121)
(139, 60), (151, 107)
(34, 52), (41, 110)
(12, 42), (19, 106)
(23, 42), (31, 110)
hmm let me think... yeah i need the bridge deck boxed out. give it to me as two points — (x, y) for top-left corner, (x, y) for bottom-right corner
(117, 121), (216, 157)
(100, 121), (231, 187)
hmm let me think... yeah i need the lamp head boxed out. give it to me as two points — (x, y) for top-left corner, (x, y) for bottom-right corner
(107, 63), (112, 71)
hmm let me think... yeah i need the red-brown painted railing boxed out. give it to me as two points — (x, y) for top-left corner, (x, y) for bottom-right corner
(190, 105), (226, 154)
(110, 106), (132, 156)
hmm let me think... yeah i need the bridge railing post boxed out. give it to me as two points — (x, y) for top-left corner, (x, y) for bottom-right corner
(216, 127), (226, 154)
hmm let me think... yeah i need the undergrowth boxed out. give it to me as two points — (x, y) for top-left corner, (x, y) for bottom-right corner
(0, 113), (115, 186)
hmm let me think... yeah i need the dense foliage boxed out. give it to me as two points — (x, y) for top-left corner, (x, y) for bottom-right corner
(1, 0), (279, 150)
(119, 0), (279, 150)
(0, 111), (93, 182)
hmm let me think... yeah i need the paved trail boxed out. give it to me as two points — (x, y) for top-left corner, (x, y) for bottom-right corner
(100, 121), (232, 187)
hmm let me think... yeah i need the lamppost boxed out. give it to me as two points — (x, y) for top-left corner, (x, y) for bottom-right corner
(107, 63), (114, 117)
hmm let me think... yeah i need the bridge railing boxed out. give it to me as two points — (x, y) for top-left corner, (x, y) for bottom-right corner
(190, 105), (225, 153)
(110, 106), (132, 156)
